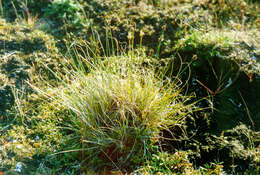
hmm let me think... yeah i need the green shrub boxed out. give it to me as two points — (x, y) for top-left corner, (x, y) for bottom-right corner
(175, 29), (260, 87)
(44, 0), (86, 30)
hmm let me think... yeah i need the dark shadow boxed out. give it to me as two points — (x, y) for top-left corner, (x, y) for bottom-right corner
(0, 85), (14, 116)
(0, 57), (31, 116)
(0, 38), (46, 55)
(0, 0), (51, 22)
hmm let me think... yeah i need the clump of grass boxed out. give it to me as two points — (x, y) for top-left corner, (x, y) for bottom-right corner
(40, 53), (197, 171)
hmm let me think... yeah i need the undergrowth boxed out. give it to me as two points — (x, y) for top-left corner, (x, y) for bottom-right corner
(0, 0), (259, 174)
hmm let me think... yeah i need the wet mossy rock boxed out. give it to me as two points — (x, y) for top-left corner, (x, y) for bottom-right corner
(174, 30), (260, 131)
(200, 125), (259, 172)
(166, 122), (259, 173)
(162, 29), (260, 172)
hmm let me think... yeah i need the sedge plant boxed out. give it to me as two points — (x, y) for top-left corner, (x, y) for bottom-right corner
(34, 34), (199, 172)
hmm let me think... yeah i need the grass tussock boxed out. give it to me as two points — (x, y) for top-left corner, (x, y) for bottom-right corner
(40, 54), (197, 171)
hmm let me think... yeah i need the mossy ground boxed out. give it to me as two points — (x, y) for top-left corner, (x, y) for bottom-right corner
(0, 0), (259, 174)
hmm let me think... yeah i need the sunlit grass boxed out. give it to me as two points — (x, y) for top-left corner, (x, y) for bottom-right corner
(35, 49), (198, 171)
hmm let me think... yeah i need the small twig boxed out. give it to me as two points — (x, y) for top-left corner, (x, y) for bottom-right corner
(238, 91), (255, 131)
(196, 79), (216, 96)
(26, 8), (30, 24)
(1, 51), (18, 60)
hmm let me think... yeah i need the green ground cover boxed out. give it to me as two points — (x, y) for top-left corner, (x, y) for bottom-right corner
(0, 0), (259, 174)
